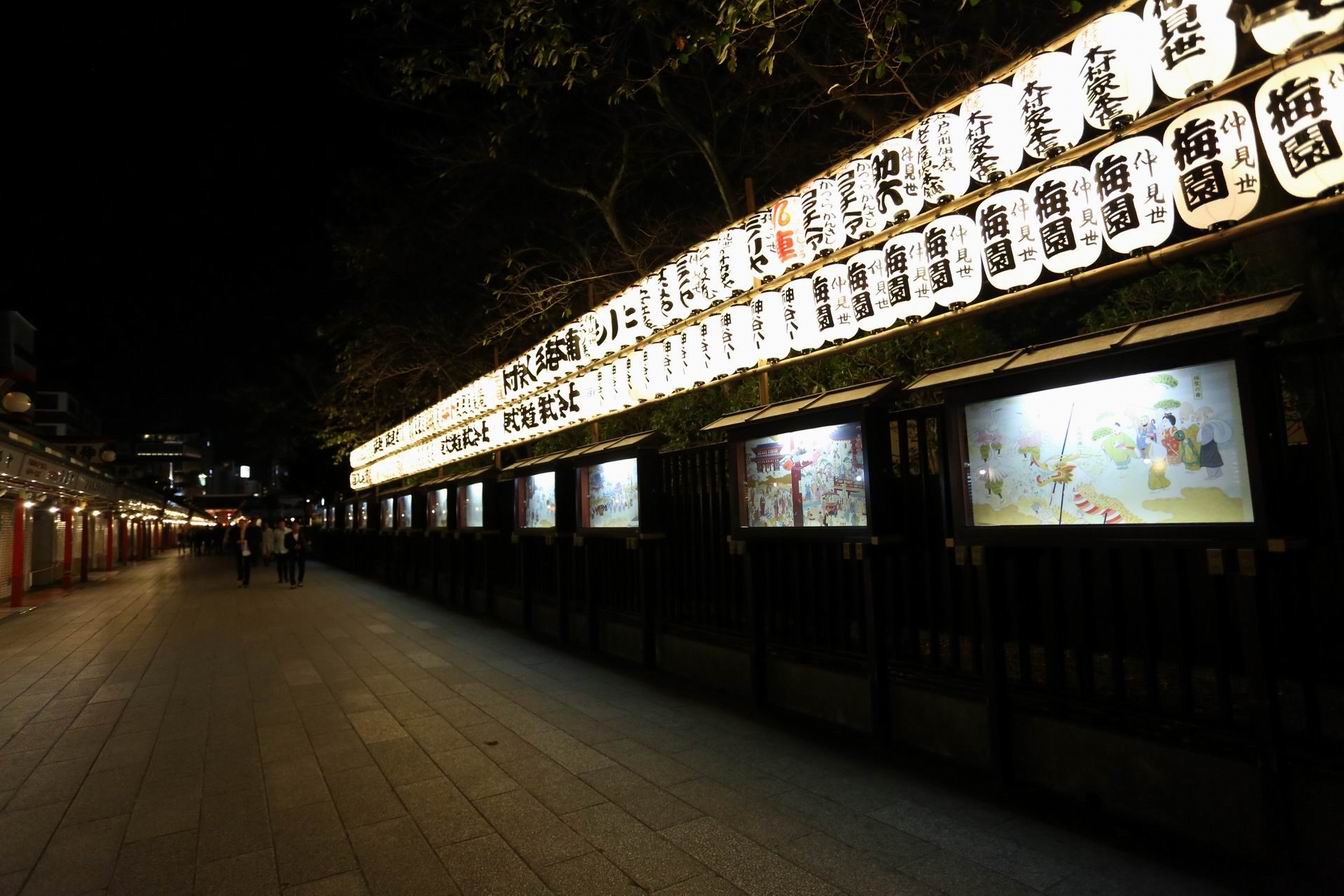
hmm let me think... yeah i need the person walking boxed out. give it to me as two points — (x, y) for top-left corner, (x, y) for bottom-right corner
(236, 519), (253, 587)
(273, 520), (289, 584)
(244, 519), (263, 575)
(226, 522), (243, 582)
(284, 522), (306, 588)
(261, 519), (273, 567)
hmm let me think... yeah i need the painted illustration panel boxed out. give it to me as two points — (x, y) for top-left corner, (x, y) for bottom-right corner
(743, 422), (868, 528)
(517, 472), (557, 529)
(457, 482), (484, 528)
(585, 458), (640, 529)
(964, 360), (1254, 526)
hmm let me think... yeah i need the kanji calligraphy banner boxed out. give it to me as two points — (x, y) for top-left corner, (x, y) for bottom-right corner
(349, 3), (1344, 490)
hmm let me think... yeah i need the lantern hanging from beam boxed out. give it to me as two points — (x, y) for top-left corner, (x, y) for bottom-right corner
(719, 226), (754, 296)
(868, 136), (923, 226)
(674, 252), (701, 318)
(654, 264), (679, 328)
(693, 237), (725, 307)
(1090, 135), (1176, 256)
(772, 194), (812, 271)
(722, 305), (758, 374)
(883, 231), (936, 324)
(961, 82), (1025, 183)
(1165, 99), (1261, 229)
(924, 215), (983, 310)
(1014, 51), (1086, 159)
(752, 290), (790, 362)
(1144, 0), (1237, 99)
(637, 274), (670, 333)
(1029, 164), (1104, 275)
(977, 189), (1044, 293)
(813, 262), (858, 344)
(1255, 53), (1344, 199)
(838, 156), (883, 244)
(783, 276), (824, 353)
(745, 210), (784, 283)
(801, 177), (845, 257)
(1073, 11), (1155, 131)
(916, 113), (971, 205)
(699, 315), (727, 381)
(848, 249), (897, 333)
(1252, 5), (1344, 55)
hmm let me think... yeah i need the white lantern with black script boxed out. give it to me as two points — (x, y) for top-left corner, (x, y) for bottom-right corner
(977, 190), (1044, 293)
(1029, 165), (1104, 275)
(1014, 52), (1086, 159)
(745, 210), (784, 283)
(838, 156), (883, 243)
(673, 253), (701, 319)
(848, 249), (897, 332)
(722, 304), (758, 374)
(1252, 5), (1344, 55)
(916, 113), (972, 205)
(813, 263), (858, 343)
(693, 238), (725, 307)
(783, 276), (824, 353)
(868, 137), (923, 226)
(1144, 0), (1237, 98)
(719, 226), (754, 296)
(1073, 11), (1155, 131)
(1255, 54), (1344, 199)
(772, 195), (812, 270)
(1165, 99), (1261, 229)
(801, 177), (845, 257)
(883, 232), (936, 323)
(1090, 135), (1176, 256)
(924, 215), (983, 310)
(752, 291), (789, 362)
(961, 82), (1025, 183)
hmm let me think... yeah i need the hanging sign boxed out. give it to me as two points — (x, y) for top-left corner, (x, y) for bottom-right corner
(1014, 51), (1087, 159)
(802, 177), (845, 257)
(745, 210), (784, 283)
(924, 214), (983, 309)
(962, 83), (1025, 183)
(838, 157), (883, 243)
(1074, 11), (1156, 131)
(977, 190), (1044, 293)
(1144, 0), (1238, 99)
(719, 226), (755, 296)
(848, 248), (897, 332)
(722, 304), (758, 373)
(869, 137), (923, 225)
(772, 195), (812, 271)
(1029, 164), (1104, 275)
(783, 276), (824, 353)
(1165, 99), (1261, 229)
(812, 263), (858, 343)
(1091, 135), (1176, 256)
(883, 232), (936, 324)
(693, 238), (726, 307)
(916, 113), (972, 205)
(1255, 53), (1344, 199)
(751, 290), (789, 362)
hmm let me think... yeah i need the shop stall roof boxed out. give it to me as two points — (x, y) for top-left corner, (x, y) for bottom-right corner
(501, 449), (570, 474)
(421, 464), (497, 487)
(557, 431), (665, 460)
(905, 289), (1301, 393)
(700, 377), (901, 433)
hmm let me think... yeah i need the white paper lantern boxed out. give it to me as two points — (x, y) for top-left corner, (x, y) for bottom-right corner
(694, 238), (726, 307)
(1144, 0), (1237, 99)
(718, 226), (754, 296)
(771, 195), (813, 271)
(838, 157), (883, 243)
(745, 210), (784, 283)
(782, 277), (824, 353)
(1255, 54), (1344, 199)
(700, 315), (727, 380)
(614, 287), (649, 349)
(1090, 135), (1176, 256)
(916, 113), (972, 205)
(883, 232), (937, 323)
(1029, 164), (1105, 275)
(961, 82), (1025, 183)
(722, 305), (758, 373)
(642, 341), (664, 397)
(976, 190), (1044, 293)
(868, 137), (923, 226)
(654, 264), (680, 327)
(751, 291), (790, 362)
(801, 177), (845, 257)
(678, 327), (705, 387)
(809, 263), (856, 344)
(1014, 52), (1087, 159)
(1073, 12), (1155, 131)
(637, 274), (670, 332)
(1252, 5), (1344, 55)
(654, 337), (679, 396)
(673, 253), (701, 318)
(847, 249), (897, 332)
(924, 214), (983, 309)
(1164, 99), (1261, 229)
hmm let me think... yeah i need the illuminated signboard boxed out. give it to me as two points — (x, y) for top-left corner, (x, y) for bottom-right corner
(580, 458), (639, 529)
(740, 422), (868, 529)
(457, 482), (484, 529)
(515, 472), (556, 530)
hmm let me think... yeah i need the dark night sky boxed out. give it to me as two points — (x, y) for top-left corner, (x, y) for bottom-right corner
(6, 2), (377, 463)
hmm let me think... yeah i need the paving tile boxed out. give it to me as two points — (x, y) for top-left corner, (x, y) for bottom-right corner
(402, 714), (470, 754)
(272, 801), (358, 888)
(430, 745), (517, 801)
(348, 815), (460, 896)
(669, 777), (813, 849)
(347, 709), (407, 745)
(203, 748), (266, 797)
(520, 728), (613, 776)
(580, 765), (701, 832)
(431, 698), (491, 730)
(8, 757), (93, 810)
(281, 870), (370, 896)
(109, 829), (198, 896)
(0, 720), (70, 756)
(44, 720), (114, 764)
(562, 801), (704, 892)
(498, 754), (605, 816)
(0, 750), (45, 792)
(395, 777), (491, 848)
(199, 786), (273, 864)
(367, 737), (440, 787)
(783, 832), (940, 896)
(539, 850), (640, 895)
(298, 704), (351, 737)
(90, 729), (156, 775)
(69, 699), (126, 730)
(258, 723), (312, 766)
(378, 691), (436, 723)
(20, 813), (128, 896)
(901, 848), (1041, 896)
(265, 755), (331, 813)
(312, 728), (373, 776)
(63, 767), (146, 825)
(195, 847), (280, 896)
(771, 788), (935, 869)
(461, 721), (544, 765)
(662, 816), (838, 896)
(474, 788), (591, 868)
(652, 874), (744, 895)
(438, 833), (547, 896)
(596, 739), (698, 787)
(325, 764), (406, 829)
(124, 774), (202, 843)
(32, 695), (90, 724)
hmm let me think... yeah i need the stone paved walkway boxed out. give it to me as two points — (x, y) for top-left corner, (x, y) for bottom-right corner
(0, 556), (1235, 895)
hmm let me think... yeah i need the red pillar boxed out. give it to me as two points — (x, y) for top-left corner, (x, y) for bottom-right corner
(105, 516), (113, 571)
(80, 509), (90, 583)
(61, 506), (74, 589)
(118, 519), (127, 565)
(10, 497), (25, 607)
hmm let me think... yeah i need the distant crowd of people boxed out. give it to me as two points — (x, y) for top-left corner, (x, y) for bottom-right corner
(224, 519), (307, 589)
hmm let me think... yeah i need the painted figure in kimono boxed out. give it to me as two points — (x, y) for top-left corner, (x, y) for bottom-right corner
(1180, 407), (1201, 471)
(1101, 423), (1136, 469)
(1147, 419), (1171, 490)
(1199, 407), (1230, 480)
(1160, 413), (1181, 459)
(1135, 417), (1152, 456)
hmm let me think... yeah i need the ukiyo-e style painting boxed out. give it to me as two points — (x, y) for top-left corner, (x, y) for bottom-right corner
(518, 472), (557, 528)
(743, 423), (868, 528)
(457, 482), (484, 528)
(964, 360), (1254, 527)
(584, 459), (639, 529)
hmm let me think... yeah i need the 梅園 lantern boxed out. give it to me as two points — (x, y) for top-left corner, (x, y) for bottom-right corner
(1013, 51), (1086, 159)
(961, 82), (1025, 183)
(838, 156), (883, 243)
(1145, 0), (1237, 98)
(976, 189), (1044, 293)
(924, 214), (983, 309)
(1090, 135), (1176, 256)
(1073, 11), (1155, 131)
(801, 177), (845, 257)
(868, 136), (923, 226)
(1252, 4), (1344, 55)
(1029, 164), (1104, 275)
(916, 113), (972, 205)
(1164, 99), (1261, 229)
(812, 263), (858, 343)
(752, 291), (790, 362)
(848, 248), (897, 332)
(883, 231), (936, 323)
(1255, 53), (1344, 199)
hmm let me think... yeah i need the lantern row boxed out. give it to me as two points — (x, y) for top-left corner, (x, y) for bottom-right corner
(349, 1), (1344, 476)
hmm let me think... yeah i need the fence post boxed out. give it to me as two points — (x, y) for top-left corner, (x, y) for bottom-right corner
(639, 539), (657, 670)
(863, 540), (891, 746)
(585, 540), (601, 654)
(974, 544), (1012, 787)
(742, 540), (767, 707)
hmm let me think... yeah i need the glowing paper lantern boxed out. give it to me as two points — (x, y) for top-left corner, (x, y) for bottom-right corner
(751, 291), (790, 362)
(924, 214), (983, 310)
(772, 195), (812, 271)
(976, 190), (1044, 293)
(1073, 12), (1155, 131)
(783, 277), (824, 353)
(1255, 54), (1344, 199)
(1014, 52), (1086, 159)
(678, 327), (705, 387)
(719, 226), (754, 296)
(1252, 5), (1344, 55)
(801, 177), (845, 258)
(700, 315), (727, 380)
(868, 137), (923, 226)
(637, 274), (670, 332)
(838, 157), (883, 243)
(916, 113), (971, 205)
(693, 238), (726, 307)
(673, 253), (701, 318)
(883, 232), (936, 323)
(654, 264), (679, 327)
(745, 210), (784, 283)
(722, 305), (758, 373)
(847, 249), (897, 332)
(1164, 99), (1261, 229)
(961, 82), (1025, 183)
(1090, 135), (1176, 256)
(1144, 0), (1237, 98)
(1029, 165), (1104, 275)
